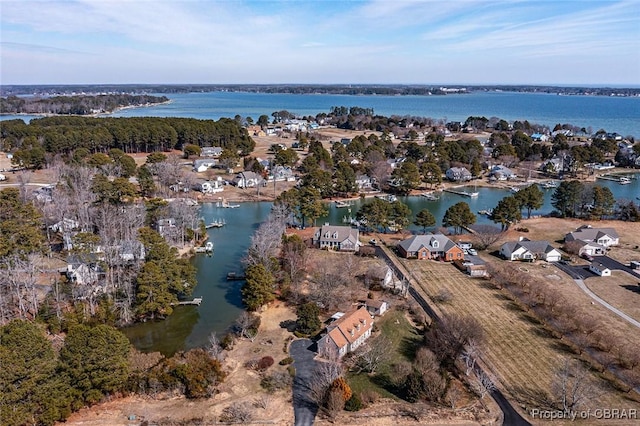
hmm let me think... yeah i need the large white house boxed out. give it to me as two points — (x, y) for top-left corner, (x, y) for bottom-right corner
(233, 171), (263, 188)
(565, 225), (619, 256)
(312, 225), (360, 252)
(499, 238), (562, 262)
(317, 307), (373, 358)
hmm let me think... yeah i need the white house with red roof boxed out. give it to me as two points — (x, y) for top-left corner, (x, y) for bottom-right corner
(317, 307), (373, 358)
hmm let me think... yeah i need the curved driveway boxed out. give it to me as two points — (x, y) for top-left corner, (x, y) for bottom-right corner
(290, 338), (319, 426)
(555, 261), (640, 329)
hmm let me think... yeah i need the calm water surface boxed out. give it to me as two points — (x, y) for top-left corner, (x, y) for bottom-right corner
(125, 176), (638, 355)
(2, 91), (639, 137)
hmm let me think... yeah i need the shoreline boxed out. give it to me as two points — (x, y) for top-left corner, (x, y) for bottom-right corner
(0, 100), (173, 118)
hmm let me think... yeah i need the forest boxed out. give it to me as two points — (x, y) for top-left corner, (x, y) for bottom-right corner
(0, 94), (169, 115)
(0, 116), (255, 164)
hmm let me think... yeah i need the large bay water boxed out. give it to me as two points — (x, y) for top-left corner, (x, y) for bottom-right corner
(1, 91), (639, 137)
(7, 90), (636, 354)
(125, 175), (639, 355)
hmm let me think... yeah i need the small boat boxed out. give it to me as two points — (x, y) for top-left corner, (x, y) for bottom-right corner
(375, 194), (397, 202)
(509, 186), (520, 193)
(541, 180), (558, 189)
(619, 177), (632, 185)
(334, 200), (351, 208)
(478, 209), (493, 216)
(195, 241), (214, 253)
(226, 272), (246, 281)
(217, 197), (240, 208)
(468, 192), (479, 198)
(421, 192), (440, 201)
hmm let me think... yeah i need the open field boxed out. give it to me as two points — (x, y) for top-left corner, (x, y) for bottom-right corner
(584, 271), (640, 323)
(401, 259), (640, 425)
(504, 259), (640, 339)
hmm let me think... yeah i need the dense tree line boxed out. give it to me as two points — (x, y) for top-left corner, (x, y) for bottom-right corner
(4, 84), (638, 97)
(0, 94), (169, 115)
(0, 116), (255, 163)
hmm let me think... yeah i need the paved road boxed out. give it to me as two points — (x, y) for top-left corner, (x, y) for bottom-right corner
(592, 255), (640, 279)
(290, 339), (319, 426)
(377, 244), (531, 426)
(555, 260), (640, 329)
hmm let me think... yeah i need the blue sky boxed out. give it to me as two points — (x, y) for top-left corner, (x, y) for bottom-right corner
(1, 0), (638, 85)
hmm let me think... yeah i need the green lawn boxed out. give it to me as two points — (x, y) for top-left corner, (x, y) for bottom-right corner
(347, 307), (422, 400)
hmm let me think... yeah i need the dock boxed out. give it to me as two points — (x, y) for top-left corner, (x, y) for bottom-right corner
(173, 297), (203, 306)
(217, 197), (240, 208)
(443, 188), (479, 197)
(227, 272), (246, 281)
(205, 219), (226, 228)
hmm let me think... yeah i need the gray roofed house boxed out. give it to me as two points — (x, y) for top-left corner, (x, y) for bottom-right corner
(445, 167), (472, 182)
(233, 171), (263, 188)
(565, 225), (619, 249)
(313, 225), (360, 252)
(499, 238), (562, 262)
(201, 146), (223, 157)
(397, 233), (464, 261)
(489, 165), (516, 180)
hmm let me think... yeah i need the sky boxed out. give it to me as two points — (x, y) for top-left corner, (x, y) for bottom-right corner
(1, 0), (639, 86)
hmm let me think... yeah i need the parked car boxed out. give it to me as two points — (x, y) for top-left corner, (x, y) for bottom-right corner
(581, 253), (594, 261)
(468, 248), (478, 256)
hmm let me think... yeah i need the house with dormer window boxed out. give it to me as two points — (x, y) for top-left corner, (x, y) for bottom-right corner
(318, 307), (373, 358)
(312, 225), (360, 252)
(397, 233), (464, 261)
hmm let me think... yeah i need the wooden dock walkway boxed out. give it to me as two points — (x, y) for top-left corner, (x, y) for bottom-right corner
(443, 188), (478, 197)
(173, 297), (203, 306)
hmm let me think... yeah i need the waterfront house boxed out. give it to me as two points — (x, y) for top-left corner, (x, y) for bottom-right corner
(489, 165), (516, 180)
(445, 167), (472, 182)
(499, 238), (561, 262)
(267, 165), (295, 182)
(355, 174), (375, 191)
(397, 233), (464, 261)
(233, 171), (263, 188)
(317, 307), (373, 358)
(157, 218), (177, 238)
(313, 225), (360, 252)
(194, 178), (225, 194)
(589, 263), (612, 277)
(66, 254), (104, 285)
(565, 225), (619, 255)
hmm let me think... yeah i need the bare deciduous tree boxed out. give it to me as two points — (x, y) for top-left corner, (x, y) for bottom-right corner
(353, 335), (391, 374)
(207, 332), (225, 361)
(471, 370), (496, 401)
(471, 224), (505, 250)
(551, 359), (599, 412)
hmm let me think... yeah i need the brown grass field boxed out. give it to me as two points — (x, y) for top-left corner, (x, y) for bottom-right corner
(583, 271), (640, 323)
(401, 259), (640, 425)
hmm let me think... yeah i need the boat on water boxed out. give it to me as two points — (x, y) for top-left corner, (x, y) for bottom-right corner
(375, 194), (397, 202)
(509, 186), (520, 193)
(542, 180), (558, 189)
(421, 192), (440, 201)
(217, 197), (240, 208)
(478, 209), (493, 216)
(195, 241), (214, 254)
(468, 192), (479, 198)
(334, 200), (352, 208)
(619, 177), (632, 185)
